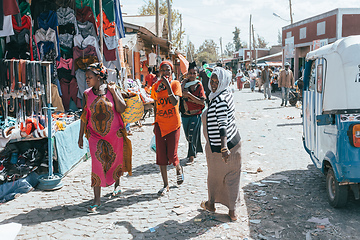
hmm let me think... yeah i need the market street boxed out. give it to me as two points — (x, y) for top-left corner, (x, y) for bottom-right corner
(1, 86), (360, 240)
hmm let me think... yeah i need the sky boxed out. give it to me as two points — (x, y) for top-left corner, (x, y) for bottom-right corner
(120, 0), (360, 50)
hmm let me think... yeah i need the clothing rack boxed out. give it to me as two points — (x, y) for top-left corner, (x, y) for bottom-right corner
(0, 59), (62, 190)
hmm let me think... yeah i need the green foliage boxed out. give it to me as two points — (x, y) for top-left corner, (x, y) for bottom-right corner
(194, 39), (219, 65)
(232, 27), (243, 51)
(138, 0), (184, 49)
(257, 34), (268, 48)
(224, 42), (235, 57)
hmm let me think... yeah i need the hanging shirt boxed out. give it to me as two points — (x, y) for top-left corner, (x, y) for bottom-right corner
(73, 34), (102, 61)
(59, 33), (74, 48)
(78, 21), (97, 38)
(76, 6), (97, 31)
(3, 0), (20, 16)
(57, 57), (73, 70)
(0, 16), (14, 37)
(148, 53), (157, 66)
(95, 0), (115, 23)
(57, 7), (78, 34)
(35, 28), (59, 58)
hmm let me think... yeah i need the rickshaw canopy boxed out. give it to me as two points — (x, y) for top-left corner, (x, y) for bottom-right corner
(306, 35), (360, 114)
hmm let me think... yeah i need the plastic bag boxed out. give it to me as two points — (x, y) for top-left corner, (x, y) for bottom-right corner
(150, 135), (156, 153)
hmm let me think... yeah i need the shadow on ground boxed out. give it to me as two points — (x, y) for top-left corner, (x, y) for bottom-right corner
(115, 210), (231, 240)
(243, 164), (360, 239)
(0, 189), (159, 226)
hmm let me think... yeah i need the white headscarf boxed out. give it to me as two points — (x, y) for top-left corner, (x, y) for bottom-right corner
(208, 67), (232, 101)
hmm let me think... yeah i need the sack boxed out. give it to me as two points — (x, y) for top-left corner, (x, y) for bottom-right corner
(150, 135), (156, 153)
(121, 94), (144, 124)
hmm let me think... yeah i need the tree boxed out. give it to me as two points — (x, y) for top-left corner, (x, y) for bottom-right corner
(224, 42), (235, 57)
(277, 30), (282, 45)
(186, 40), (195, 62)
(232, 27), (243, 51)
(194, 39), (219, 66)
(139, 0), (184, 49)
(257, 34), (268, 48)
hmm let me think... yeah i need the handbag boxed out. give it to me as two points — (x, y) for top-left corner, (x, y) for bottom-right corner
(121, 94), (144, 124)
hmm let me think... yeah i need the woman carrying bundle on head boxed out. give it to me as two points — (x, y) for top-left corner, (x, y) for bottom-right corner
(180, 62), (206, 165)
(78, 62), (132, 213)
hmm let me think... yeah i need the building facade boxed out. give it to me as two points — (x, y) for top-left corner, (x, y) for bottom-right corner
(282, 8), (360, 79)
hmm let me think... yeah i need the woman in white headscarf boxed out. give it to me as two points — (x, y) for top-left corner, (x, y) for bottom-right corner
(200, 67), (242, 221)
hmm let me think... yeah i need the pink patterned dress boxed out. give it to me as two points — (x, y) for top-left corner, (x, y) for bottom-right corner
(83, 88), (125, 187)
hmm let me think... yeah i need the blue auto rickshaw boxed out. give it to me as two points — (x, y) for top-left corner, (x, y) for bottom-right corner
(302, 35), (360, 207)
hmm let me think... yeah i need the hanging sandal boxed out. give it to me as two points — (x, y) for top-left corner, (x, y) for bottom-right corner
(87, 205), (101, 213)
(177, 166), (184, 185)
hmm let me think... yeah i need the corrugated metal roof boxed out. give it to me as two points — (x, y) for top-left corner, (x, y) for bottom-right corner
(123, 15), (166, 36)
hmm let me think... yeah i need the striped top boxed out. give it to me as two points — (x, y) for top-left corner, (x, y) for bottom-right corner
(206, 89), (240, 153)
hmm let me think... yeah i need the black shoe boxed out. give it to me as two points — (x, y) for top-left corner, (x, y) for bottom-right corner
(281, 103), (284, 106)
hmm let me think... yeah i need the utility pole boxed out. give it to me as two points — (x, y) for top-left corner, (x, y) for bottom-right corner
(99, 0), (104, 61)
(289, 0), (293, 24)
(252, 24), (256, 64)
(220, 37), (223, 65)
(156, 0), (159, 37)
(179, 14), (182, 50)
(249, 14), (252, 66)
(166, 0), (172, 42)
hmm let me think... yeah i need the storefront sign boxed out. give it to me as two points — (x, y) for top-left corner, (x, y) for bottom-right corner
(312, 39), (328, 50)
(285, 37), (295, 59)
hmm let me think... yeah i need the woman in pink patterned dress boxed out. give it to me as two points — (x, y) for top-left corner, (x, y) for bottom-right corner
(78, 63), (132, 213)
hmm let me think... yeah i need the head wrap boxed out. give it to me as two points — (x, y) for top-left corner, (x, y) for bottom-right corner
(208, 67), (232, 101)
(87, 62), (108, 80)
(159, 60), (173, 71)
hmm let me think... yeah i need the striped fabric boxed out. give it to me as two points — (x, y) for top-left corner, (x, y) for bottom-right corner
(207, 90), (240, 153)
(114, 0), (125, 39)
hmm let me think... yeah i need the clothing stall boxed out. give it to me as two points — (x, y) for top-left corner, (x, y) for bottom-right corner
(0, 0), (127, 198)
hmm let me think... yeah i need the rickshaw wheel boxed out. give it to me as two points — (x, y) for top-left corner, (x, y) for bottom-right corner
(326, 168), (348, 208)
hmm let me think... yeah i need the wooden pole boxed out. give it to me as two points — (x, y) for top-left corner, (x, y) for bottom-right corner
(220, 37), (223, 65)
(167, 0), (172, 42)
(249, 14), (252, 66)
(179, 14), (182, 50)
(99, 0), (104, 61)
(252, 24), (256, 64)
(289, 0), (293, 24)
(156, 0), (159, 37)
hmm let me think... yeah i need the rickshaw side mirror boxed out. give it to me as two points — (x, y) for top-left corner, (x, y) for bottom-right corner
(316, 114), (335, 126)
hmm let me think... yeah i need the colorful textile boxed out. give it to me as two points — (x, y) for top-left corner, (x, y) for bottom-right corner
(151, 79), (182, 137)
(76, 6), (97, 30)
(81, 88), (132, 187)
(180, 81), (205, 116)
(121, 94), (144, 124)
(96, 11), (116, 37)
(74, 55), (98, 71)
(114, 0), (125, 38)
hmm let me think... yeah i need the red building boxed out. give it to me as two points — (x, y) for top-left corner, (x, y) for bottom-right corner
(282, 8), (360, 79)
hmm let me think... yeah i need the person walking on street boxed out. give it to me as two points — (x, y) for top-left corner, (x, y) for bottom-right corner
(151, 61), (184, 196)
(199, 61), (211, 105)
(235, 69), (244, 91)
(200, 67), (242, 221)
(249, 67), (257, 92)
(256, 66), (263, 92)
(180, 62), (206, 165)
(144, 67), (156, 87)
(78, 63), (132, 213)
(278, 62), (294, 107)
(261, 64), (273, 99)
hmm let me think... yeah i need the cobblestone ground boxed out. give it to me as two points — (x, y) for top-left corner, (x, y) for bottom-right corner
(1, 85), (360, 239)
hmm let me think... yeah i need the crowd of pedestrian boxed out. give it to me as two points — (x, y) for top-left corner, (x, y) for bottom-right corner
(76, 59), (296, 221)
